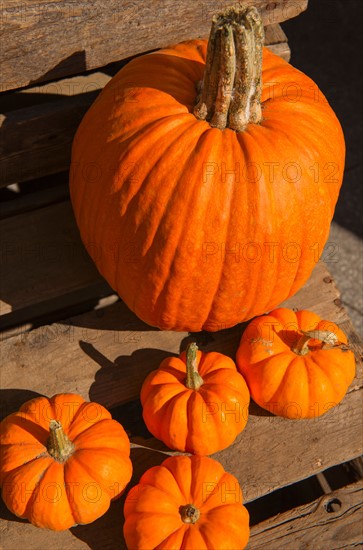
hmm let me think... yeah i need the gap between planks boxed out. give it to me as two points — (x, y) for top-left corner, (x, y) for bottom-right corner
(0, 25), (290, 187)
(248, 479), (363, 549)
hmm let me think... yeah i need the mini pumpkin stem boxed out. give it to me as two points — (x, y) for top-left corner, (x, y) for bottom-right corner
(47, 420), (75, 462)
(194, 5), (264, 131)
(293, 330), (349, 356)
(179, 503), (201, 524)
(185, 342), (204, 390)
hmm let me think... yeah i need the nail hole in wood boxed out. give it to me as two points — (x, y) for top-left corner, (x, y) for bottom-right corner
(324, 498), (341, 513)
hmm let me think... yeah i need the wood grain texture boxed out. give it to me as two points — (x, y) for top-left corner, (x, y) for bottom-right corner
(0, 201), (111, 323)
(0, 1), (305, 92)
(0, 91), (99, 187)
(0, 26), (290, 187)
(0, 181), (69, 220)
(249, 480), (363, 549)
(1, 262), (361, 548)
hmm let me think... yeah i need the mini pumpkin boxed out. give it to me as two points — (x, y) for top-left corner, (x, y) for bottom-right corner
(236, 308), (355, 418)
(123, 455), (250, 549)
(0, 393), (132, 530)
(70, 6), (345, 331)
(141, 343), (250, 455)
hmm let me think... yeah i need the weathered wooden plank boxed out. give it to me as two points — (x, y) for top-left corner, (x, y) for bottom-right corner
(0, 201), (111, 322)
(1, 250), (361, 391)
(0, 181), (69, 220)
(0, 92), (98, 187)
(249, 481), (363, 549)
(0, 1), (305, 92)
(0, 26), (289, 187)
(264, 22), (290, 61)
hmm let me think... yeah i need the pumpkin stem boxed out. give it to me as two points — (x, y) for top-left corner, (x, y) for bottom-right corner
(47, 420), (75, 462)
(293, 330), (350, 356)
(179, 503), (201, 524)
(194, 5), (264, 131)
(185, 342), (204, 390)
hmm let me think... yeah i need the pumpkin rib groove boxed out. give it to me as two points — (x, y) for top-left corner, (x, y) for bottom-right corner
(185, 391), (196, 451)
(242, 133), (266, 317)
(314, 349), (354, 387)
(132, 117), (207, 258)
(239, 132), (279, 318)
(266, 355), (301, 407)
(185, 390), (213, 453)
(302, 352), (315, 417)
(128, 119), (210, 320)
(75, 112), (190, 263)
(198, 389), (228, 450)
(194, 129), (236, 329)
(155, 524), (187, 549)
(203, 130), (239, 328)
(305, 352), (339, 400)
(143, 382), (188, 406)
(180, 525), (209, 550)
(163, 460), (191, 504)
(137, 463), (185, 504)
(0, 451), (49, 484)
(70, 419), (128, 449)
(146, 127), (222, 328)
(160, 129), (222, 320)
(23, 460), (55, 520)
(67, 402), (111, 438)
(191, 525), (210, 550)
(117, 114), (200, 216)
(64, 453), (111, 504)
(2, 415), (49, 446)
(89, 115), (194, 284)
(236, 130), (279, 318)
(162, 390), (190, 450)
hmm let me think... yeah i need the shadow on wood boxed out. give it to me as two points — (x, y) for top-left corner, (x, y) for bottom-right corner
(86, 343), (173, 409)
(0, 389), (44, 421)
(28, 52), (87, 88)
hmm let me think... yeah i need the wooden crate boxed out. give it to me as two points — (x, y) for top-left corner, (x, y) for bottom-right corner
(1, 1), (362, 548)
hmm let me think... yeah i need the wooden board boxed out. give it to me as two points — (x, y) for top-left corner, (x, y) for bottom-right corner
(1, 257), (362, 486)
(0, 1), (305, 92)
(1, 218), (362, 549)
(0, 201), (112, 329)
(0, 25), (290, 187)
(249, 480), (363, 549)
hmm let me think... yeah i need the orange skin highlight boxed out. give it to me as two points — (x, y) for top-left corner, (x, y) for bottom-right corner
(236, 308), (355, 418)
(70, 41), (345, 331)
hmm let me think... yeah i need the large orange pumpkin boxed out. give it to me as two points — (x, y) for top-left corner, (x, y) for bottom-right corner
(123, 455), (250, 549)
(70, 6), (345, 332)
(236, 308), (356, 418)
(0, 393), (132, 530)
(141, 343), (250, 455)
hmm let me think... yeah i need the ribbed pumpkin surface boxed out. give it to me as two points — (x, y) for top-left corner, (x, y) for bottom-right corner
(70, 40), (344, 331)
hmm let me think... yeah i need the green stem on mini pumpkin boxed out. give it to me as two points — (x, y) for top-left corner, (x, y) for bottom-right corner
(47, 420), (75, 462)
(179, 503), (201, 524)
(292, 329), (350, 356)
(194, 5), (264, 131)
(185, 342), (204, 390)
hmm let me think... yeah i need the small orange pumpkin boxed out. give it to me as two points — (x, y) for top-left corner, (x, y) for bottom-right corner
(141, 343), (250, 455)
(0, 393), (132, 530)
(236, 308), (355, 418)
(123, 455), (250, 549)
